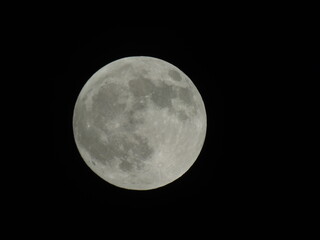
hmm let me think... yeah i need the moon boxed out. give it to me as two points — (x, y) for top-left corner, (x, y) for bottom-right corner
(73, 56), (207, 190)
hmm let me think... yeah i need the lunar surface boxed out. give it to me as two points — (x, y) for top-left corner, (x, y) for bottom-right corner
(73, 56), (206, 190)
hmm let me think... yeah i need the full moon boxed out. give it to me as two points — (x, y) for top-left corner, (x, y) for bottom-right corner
(73, 56), (206, 190)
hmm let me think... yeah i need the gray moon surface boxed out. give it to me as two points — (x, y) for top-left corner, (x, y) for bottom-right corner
(73, 56), (207, 190)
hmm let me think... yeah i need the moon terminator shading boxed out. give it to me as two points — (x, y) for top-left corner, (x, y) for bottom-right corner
(73, 56), (206, 190)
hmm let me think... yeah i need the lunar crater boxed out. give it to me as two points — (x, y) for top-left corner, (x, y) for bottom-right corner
(168, 69), (182, 81)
